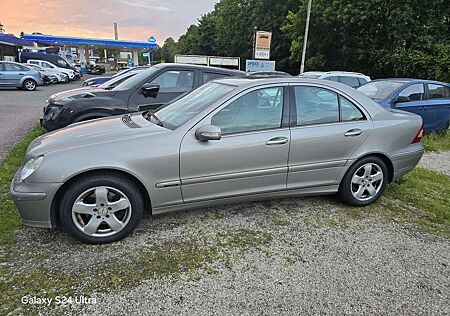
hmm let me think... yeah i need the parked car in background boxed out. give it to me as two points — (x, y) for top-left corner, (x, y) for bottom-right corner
(41, 63), (244, 131)
(299, 71), (371, 88)
(12, 77), (424, 243)
(82, 66), (149, 87)
(26, 59), (76, 81)
(357, 79), (450, 132)
(19, 51), (82, 79)
(0, 61), (43, 91)
(27, 63), (69, 84)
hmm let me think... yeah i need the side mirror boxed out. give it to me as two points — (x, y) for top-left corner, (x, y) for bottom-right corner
(141, 83), (160, 98)
(195, 125), (222, 141)
(394, 95), (409, 103)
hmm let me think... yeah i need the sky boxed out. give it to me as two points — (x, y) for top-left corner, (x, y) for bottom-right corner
(0, 0), (219, 44)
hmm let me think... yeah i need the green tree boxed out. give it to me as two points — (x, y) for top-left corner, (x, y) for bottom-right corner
(0, 22), (5, 34)
(282, 0), (450, 81)
(156, 37), (178, 63)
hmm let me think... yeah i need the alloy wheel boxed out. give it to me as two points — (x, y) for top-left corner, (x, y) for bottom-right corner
(71, 186), (132, 237)
(350, 163), (384, 201)
(25, 80), (36, 90)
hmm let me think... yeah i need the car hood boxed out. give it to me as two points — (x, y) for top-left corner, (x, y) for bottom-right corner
(49, 87), (112, 102)
(26, 113), (166, 158)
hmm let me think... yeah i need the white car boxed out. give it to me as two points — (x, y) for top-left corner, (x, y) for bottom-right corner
(27, 59), (75, 81)
(26, 64), (69, 83)
(299, 71), (371, 88)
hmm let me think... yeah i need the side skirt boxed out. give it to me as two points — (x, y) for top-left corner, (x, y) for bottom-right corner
(152, 184), (339, 215)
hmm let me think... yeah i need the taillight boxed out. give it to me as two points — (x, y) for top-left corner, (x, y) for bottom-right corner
(411, 123), (424, 144)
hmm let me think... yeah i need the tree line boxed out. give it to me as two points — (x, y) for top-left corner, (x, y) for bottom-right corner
(155, 0), (449, 82)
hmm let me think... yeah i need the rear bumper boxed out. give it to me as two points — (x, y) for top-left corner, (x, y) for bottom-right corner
(389, 145), (424, 181)
(10, 169), (61, 228)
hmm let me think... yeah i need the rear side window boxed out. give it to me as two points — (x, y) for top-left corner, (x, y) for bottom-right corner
(398, 84), (425, 101)
(427, 84), (450, 99)
(294, 86), (339, 126)
(203, 72), (229, 83)
(340, 96), (365, 121)
(3, 63), (22, 71)
(324, 76), (338, 81)
(358, 77), (368, 85)
(339, 76), (360, 88)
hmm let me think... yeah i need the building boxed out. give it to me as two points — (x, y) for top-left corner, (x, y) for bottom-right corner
(0, 33), (34, 61)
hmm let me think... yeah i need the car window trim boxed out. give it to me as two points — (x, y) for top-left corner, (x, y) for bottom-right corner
(396, 83), (425, 102)
(289, 83), (369, 127)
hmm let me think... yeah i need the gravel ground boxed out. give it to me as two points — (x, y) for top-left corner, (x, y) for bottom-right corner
(419, 151), (450, 176)
(8, 197), (449, 315)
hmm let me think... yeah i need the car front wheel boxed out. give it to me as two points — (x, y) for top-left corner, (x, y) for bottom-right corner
(60, 173), (144, 244)
(22, 79), (37, 91)
(338, 156), (388, 206)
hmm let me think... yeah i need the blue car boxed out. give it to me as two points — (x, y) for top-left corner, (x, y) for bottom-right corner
(82, 66), (149, 87)
(358, 79), (450, 132)
(0, 61), (43, 91)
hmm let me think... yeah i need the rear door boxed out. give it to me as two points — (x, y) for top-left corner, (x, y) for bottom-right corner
(393, 83), (432, 131)
(128, 68), (196, 112)
(288, 84), (372, 189)
(426, 83), (450, 131)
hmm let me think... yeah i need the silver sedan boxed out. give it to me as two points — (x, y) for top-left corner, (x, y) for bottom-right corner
(11, 77), (424, 243)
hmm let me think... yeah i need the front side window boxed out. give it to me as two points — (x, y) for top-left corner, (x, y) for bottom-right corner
(294, 86), (339, 126)
(398, 84), (425, 101)
(427, 84), (450, 99)
(211, 86), (284, 134)
(150, 70), (194, 93)
(42, 62), (54, 69)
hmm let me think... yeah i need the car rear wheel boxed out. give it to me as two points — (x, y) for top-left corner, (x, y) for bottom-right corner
(22, 79), (37, 91)
(60, 173), (144, 244)
(338, 156), (388, 206)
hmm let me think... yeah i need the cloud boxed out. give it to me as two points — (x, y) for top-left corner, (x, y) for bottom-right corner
(119, 0), (171, 11)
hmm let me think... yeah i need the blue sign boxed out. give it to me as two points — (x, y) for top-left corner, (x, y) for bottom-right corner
(148, 36), (156, 44)
(245, 59), (276, 72)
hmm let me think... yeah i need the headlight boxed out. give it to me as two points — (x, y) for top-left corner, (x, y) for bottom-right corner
(20, 156), (44, 182)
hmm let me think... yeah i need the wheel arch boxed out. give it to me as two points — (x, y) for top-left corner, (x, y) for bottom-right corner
(349, 152), (394, 183)
(50, 168), (152, 228)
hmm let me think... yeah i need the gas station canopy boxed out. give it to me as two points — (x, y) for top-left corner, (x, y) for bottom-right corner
(22, 34), (157, 49)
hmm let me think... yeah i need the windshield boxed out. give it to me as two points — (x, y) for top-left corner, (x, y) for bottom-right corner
(155, 82), (236, 130)
(99, 72), (137, 89)
(113, 66), (160, 91)
(357, 81), (404, 100)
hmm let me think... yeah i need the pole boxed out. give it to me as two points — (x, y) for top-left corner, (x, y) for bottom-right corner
(300, 0), (312, 74)
(252, 26), (258, 59)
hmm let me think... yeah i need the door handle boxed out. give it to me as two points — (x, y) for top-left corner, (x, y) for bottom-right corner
(19, 73), (24, 75)
(344, 129), (362, 137)
(266, 137), (288, 145)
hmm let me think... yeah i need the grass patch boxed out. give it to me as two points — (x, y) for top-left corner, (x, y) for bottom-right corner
(375, 167), (450, 238)
(422, 130), (450, 152)
(0, 125), (46, 245)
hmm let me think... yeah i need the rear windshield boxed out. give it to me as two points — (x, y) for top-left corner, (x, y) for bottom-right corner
(357, 81), (404, 100)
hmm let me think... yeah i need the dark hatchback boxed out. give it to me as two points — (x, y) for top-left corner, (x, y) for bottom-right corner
(358, 79), (450, 133)
(42, 63), (244, 131)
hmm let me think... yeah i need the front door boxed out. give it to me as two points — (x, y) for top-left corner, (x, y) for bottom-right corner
(288, 85), (372, 189)
(128, 69), (196, 112)
(180, 85), (290, 202)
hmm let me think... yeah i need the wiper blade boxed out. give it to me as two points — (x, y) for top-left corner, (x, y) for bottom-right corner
(145, 111), (163, 127)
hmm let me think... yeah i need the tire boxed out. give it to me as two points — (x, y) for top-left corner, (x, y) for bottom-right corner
(338, 156), (388, 206)
(22, 79), (37, 91)
(59, 173), (144, 244)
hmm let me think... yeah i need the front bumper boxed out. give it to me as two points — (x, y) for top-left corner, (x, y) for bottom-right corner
(10, 169), (62, 228)
(41, 104), (71, 131)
